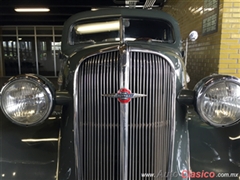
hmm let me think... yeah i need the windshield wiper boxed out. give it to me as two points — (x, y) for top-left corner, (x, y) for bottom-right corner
(148, 39), (174, 43)
(78, 39), (96, 44)
(134, 38), (173, 43)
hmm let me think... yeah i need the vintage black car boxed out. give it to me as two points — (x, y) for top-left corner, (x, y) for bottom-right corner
(1, 5), (240, 180)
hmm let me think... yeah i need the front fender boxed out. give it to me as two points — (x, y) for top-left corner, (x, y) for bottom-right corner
(0, 108), (60, 180)
(188, 107), (240, 179)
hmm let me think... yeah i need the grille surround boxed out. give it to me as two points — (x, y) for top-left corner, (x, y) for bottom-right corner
(73, 47), (176, 180)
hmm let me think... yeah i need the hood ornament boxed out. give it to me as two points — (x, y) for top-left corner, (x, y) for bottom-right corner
(102, 88), (147, 104)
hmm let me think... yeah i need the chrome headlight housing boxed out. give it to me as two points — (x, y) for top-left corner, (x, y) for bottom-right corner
(0, 74), (55, 126)
(194, 75), (240, 127)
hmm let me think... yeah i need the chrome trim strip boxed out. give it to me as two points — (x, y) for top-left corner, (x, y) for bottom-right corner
(168, 64), (176, 180)
(119, 44), (129, 180)
(73, 63), (80, 178)
(102, 92), (147, 99)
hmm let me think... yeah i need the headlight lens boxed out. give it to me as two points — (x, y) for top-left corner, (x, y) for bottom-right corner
(195, 75), (240, 127)
(0, 75), (54, 126)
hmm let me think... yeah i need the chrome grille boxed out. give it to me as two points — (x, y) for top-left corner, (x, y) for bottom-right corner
(75, 50), (175, 180)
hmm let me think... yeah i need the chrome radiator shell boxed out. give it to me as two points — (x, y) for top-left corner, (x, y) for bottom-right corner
(73, 47), (176, 180)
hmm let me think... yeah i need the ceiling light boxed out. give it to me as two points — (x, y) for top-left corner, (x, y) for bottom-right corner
(76, 20), (120, 35)
(229, 135), (240, 140)
(14, 8), (50, 12)
(91, 8), (99, 11)
(21, 138), (58, 142)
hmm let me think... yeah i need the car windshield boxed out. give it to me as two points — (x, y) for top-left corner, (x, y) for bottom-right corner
(124, 18), (174, 43)
(70, 18), (174, 44)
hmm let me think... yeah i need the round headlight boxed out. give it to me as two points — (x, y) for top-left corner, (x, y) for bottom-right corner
(195, 75), (240, 127)
(0, 74), (54, 126)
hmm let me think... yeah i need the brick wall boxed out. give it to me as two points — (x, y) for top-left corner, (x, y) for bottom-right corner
(218, 1), (240, 76)
(163, 0), (223, 88)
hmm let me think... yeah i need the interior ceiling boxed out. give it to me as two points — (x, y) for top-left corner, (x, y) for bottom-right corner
(0, 0), (166, 26)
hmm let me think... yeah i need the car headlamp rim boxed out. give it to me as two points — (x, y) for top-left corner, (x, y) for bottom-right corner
(194, 75), (240, 127)
(0, 74), (55, 126)
(195, 75), (240, 98)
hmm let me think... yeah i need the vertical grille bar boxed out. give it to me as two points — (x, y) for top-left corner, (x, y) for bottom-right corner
(75, 50), (175, 180)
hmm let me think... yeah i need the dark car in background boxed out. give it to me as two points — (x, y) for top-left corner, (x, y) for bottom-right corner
(1, 5), (240, 180)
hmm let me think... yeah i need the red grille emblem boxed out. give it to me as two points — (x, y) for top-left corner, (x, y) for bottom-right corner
(117, 88), (132, 104)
